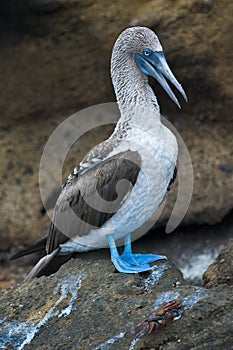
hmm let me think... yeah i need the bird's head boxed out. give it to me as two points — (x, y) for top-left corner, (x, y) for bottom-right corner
(112, 26), (187, 108)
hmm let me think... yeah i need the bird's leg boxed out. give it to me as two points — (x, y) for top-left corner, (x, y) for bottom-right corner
(107, 234), (151, 273)
(121, 233), (167, 265)
(122, 232), (133, 254)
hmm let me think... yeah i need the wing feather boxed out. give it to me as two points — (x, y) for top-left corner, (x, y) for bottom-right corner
(46, 150), (141, 253)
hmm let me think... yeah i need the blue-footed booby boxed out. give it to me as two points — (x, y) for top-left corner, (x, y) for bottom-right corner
(12, 26), (187, 279)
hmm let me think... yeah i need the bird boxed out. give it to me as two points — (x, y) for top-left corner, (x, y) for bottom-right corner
(11, 26), (187, 279)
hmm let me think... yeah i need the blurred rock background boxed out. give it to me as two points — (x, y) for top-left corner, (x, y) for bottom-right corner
(0, 0), (232, 286)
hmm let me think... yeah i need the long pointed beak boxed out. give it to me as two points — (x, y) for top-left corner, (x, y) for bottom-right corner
(135, 51), (187, 108)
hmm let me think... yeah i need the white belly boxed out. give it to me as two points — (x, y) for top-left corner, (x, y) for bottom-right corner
(60, 125), (178, 252)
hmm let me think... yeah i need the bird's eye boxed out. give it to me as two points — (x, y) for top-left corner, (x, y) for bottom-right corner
(143, 48), (151, 56)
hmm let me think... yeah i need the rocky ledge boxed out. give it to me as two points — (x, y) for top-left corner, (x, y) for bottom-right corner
(0, 240), (232, 350)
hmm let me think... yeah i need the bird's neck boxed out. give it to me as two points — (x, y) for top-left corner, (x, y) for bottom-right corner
(111, 54), (161, 136)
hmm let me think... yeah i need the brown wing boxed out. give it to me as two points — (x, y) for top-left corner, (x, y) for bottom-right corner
(46, 150), (141, 253)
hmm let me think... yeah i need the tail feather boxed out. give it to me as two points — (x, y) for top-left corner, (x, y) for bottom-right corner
(10, 235), (48, 260)
(24, 248), (73, 280)
(11, 235), (73, 279)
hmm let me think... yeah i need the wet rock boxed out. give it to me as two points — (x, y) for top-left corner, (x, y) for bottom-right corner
(0, 254), (232, 350)
(203, 239), (233, 288)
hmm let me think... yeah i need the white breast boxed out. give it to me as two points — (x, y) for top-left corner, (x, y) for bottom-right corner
(60, 123), (178, 252)
(104, 124), (178, 235)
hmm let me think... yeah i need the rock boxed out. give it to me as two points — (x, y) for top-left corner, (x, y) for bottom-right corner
(0, 255), (232, 349)
(0, 0), (233, 248)
(203, 0), (212, 10)
(28, 0), (63, 13)
(218, 163), (233, 173)
(203, 239), (233, 288)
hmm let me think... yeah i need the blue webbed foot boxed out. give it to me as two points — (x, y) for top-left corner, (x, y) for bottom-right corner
(121, 233), (167, 265)
(107, 234), (151, 273)
(121, 252), (167, 265)
(111, 255), (152, 273)
(107, 233), (167, 274)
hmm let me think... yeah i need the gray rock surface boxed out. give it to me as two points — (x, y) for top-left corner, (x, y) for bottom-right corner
(203, 239), (233, 288)
(0, 239), (233, 350)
